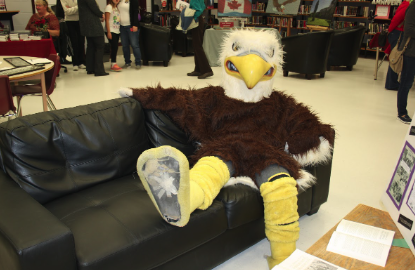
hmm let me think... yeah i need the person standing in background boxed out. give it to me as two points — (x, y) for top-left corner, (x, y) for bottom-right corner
(118, 0), (142, 69)
(396, 0), (415, 124)
(186, 0), (213, 79)
(385, 0), (410, 90)
(60, 0), (86, 71)
(78, 0), (109, 76)
(105, 0), (123, 72)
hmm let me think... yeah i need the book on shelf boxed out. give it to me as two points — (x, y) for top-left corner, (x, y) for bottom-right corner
(272, 249), (346, 270)
(326, 219), (395, 267)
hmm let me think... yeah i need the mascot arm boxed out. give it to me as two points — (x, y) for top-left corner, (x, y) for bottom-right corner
(131, 86), (208, 138)
(283, 104), (334, 165)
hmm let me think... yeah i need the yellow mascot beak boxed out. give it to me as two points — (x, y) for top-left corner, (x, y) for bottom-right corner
(224, 54), (276, 89)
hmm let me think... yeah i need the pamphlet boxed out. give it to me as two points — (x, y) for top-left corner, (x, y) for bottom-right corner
(272, 249), (346, 270)
(326, 219), (395, 267)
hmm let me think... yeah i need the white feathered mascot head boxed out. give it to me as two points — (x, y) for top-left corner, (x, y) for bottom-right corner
(219, 29), (283, 103)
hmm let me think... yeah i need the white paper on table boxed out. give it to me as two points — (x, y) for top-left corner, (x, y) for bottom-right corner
(272, 249), (347, 270)
(27, 58), (52, 64)
(326, 219), (395, 267)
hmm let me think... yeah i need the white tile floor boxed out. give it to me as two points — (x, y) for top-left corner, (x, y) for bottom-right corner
(13, 54), (415, 269)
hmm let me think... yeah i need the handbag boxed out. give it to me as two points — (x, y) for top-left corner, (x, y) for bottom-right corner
(389, 34), (411, 74)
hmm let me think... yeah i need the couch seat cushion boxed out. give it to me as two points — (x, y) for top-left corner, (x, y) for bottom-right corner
(45, 174), (228, 270)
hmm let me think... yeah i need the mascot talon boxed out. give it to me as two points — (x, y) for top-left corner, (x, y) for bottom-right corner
(137, 146), (190, 227)
(137, 146), (231, 227)
(128, 29), (335, 268)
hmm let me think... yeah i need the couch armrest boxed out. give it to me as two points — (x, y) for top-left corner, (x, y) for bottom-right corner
(0, 171), (77, 270)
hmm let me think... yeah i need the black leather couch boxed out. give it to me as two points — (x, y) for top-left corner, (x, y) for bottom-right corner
(327, 25), (366, 71)
(0, 98), (333, 270)
(282, 30), (334, 80)
(139, 23), (173, 67)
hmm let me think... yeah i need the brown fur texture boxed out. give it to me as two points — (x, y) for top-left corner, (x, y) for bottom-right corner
(132, 85), (334, 184)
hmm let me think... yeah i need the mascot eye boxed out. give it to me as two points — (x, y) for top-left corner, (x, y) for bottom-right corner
(226, 61), (238, 72)
(232, 42), (240, 51)
(268, 49), (274, 58)
(264, 67), (274, 76)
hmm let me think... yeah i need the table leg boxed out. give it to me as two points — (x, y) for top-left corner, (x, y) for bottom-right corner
(40, 73), (48, 111)
(374, 47), (379, 80)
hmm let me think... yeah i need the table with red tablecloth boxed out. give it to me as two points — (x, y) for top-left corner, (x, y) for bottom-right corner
(0, 38), (60, 72)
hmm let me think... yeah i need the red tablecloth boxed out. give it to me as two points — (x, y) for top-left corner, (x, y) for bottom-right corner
(0, 38), (60, 71)
(0, 38), (57, 58)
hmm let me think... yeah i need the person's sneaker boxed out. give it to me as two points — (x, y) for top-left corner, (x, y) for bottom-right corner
(135, 65), (141, 70)
(78, 64), (86, 69)
(73, 66), (79, 71)
(111, 64), (122, 72)
(397, 115), (412, 124)
(123, 63), (132, 69)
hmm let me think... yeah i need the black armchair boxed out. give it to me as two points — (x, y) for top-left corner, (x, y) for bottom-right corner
(139, 23), (173, 67)
(282, 30), (334, 80)
(327, 25), (366, 71)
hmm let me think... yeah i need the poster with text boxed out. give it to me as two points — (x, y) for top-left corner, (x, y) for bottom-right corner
(306, 0), (338, 27)
(382, 116), (415, 258)
(218, 0), (252, 17)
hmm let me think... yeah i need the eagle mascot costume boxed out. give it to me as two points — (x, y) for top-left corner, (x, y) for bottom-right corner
(119, 29), (334, 268)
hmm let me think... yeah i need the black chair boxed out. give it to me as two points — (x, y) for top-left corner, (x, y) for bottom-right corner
(282, 30), (334, 80)
(139, 23), (173, 67)
(327, 25), (366, 71)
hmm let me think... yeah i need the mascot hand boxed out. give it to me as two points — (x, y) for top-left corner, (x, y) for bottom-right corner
(119, 87), (133, 97)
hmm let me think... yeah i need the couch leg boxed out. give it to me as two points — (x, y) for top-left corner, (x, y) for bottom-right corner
(346, 66), (353, 71)
(306, 74), (312, 80)
(283, 70), (288, 77)
(320, 73), (325, 78)
(307, 206), (320, 216)
(143, 60), (149, 66)
(163, 61), (168, 67)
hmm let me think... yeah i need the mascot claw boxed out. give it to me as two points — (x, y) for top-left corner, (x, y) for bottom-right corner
(119, 87), (133, 97)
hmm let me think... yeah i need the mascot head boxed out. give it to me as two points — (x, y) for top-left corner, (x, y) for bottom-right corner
(219, 29), (283, 103)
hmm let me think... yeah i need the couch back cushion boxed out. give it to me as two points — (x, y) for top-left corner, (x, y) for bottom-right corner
(0, 98), (150, 204)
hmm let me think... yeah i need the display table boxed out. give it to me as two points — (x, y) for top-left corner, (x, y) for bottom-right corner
(202, 28), (282, 67)
(0, 38), (57, 58)
(307, 204), (415, 269)
(0, 11), (19, 31)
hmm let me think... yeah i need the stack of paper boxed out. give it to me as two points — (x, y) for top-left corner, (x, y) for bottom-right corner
(0, 35), (8, 42)
(20, 34), (29, 41)
(272, 249), (346, 270)
(9, 33), (20, 41)
(29, 35), (42, 40)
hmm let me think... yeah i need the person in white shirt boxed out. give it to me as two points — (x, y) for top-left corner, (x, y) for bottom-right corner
(118, 0), (141, 69)
(105, 0), (122, 72)
(60, 0), (86, 71)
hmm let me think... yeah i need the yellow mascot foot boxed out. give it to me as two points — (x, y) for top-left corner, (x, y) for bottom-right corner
(137, 146), (191, 227)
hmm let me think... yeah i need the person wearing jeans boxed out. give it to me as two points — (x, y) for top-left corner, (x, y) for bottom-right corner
(396, 0), (415, 124)
(118, 0), (141, 69)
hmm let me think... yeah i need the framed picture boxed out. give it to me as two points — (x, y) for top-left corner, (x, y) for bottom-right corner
(218, 0), (252, 18)
(265, 0), (302, 16)
(3, 57), (32, 67)
(375, 5), (390, 20)
(306, 0), (338, 28)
